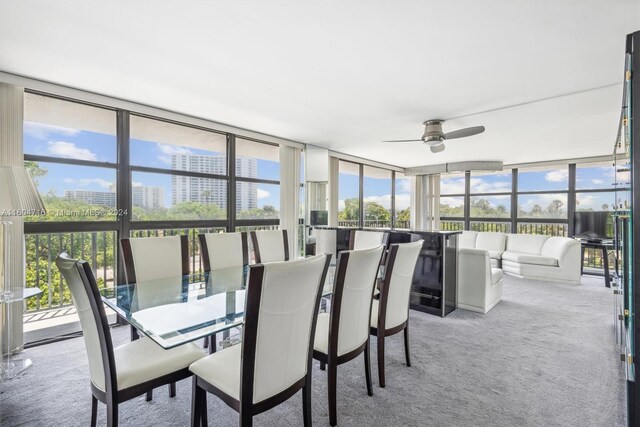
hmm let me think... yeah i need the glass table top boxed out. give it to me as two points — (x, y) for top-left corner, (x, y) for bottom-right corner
(101, 264), (335, 349)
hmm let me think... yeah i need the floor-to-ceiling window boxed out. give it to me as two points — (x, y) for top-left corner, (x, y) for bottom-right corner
(337, 159), (403, 229)
(394, 172), (411, 229)
(469, 170), (512, 232)
(439, 172), (465, 230)
(363, 165), (392, 228)
(438, 161), (629, 273)
(338, 160), (361, 227)
(517, 165), (569, 236)
(22, 91), (287, 342)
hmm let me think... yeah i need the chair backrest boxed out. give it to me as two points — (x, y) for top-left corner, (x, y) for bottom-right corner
(242, 254), (331, 405)
(120, 235), (189, 283)
(250, 230), (289, 263)
(199, 232), (248, 271)
(330, 245), (384, 356)
(378, 240), (423, 330)
(55, 253), (116, 395)
(350, 230), (389, 250)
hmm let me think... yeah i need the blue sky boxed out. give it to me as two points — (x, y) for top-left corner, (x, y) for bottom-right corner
(24, 121), (625, 213)
(24, 123), (281, 209)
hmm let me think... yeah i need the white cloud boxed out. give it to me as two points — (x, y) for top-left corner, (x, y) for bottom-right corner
(64, 178), (113, 189)
(545, 169), (568, 182)
(440, 196), (464, 207)
(363, 194), (391, 209)
(591, 179), (604, 185)
(338, 199), (345, 211)
(440, 177), (465, 194)
(24, 122), (80, 139)
(47, 141), (97, 161)
(157, 143), (191, 164)
(469, 178), (511, 193)
(257, 188), (270, 199)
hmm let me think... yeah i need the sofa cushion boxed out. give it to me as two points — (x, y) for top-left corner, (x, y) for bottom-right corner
(491, 268), (504, 284)
(476, 233), (507, 256)
(502, 251), (558, 267)
(489, 258), (500, 268)
(458, 231), (478, 249)
(505, 234), (549, 255)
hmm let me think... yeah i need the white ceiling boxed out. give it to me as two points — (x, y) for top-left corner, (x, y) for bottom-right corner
(1, 0), (638, 168)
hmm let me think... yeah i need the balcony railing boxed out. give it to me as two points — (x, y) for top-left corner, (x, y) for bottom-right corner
(335, 220), (409, 229)
(25, 231), (117, 312)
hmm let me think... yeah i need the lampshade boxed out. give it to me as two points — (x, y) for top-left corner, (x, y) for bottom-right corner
(0, 166), (46, 216)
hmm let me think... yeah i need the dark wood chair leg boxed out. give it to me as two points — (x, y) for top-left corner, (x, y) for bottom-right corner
(191, 378), (202, 427)
(200, 390), (209, 427)
(364, 340), (373, 396)
(130, 325), (139, 341)
(302, 375), (312, 427)
(91, 395), (98, 427)
(169, 382), (176, 397)
(240, 410), (252, 427)
(328, 363), (338, 427)
(201, 390), (207, 427)
(320, 361), (326, 371)
(208, 333), (216, 354)
(377, 334), (386, 388)
(107, 402), (118, 427)
(203, 335), (209, 349)
(146, 390), (153, 402)
(404, 324), (412, 367)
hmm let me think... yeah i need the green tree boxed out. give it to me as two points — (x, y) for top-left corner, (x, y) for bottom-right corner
(338, 198), (359, 221)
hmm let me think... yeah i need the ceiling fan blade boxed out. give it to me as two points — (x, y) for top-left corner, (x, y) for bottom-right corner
(430, 144), (446, 154)
(381, 139), (423, 143)
(443, 126), (485, 140)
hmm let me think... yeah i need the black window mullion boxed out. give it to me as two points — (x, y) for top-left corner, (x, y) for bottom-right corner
(228, 134), (236, 232)
(116, 110), (130, 285)
(568, 164), (576, 236)
(464, 171), (471, 230)
(391, 171), (396, 229)
(359, 164), (364, 228)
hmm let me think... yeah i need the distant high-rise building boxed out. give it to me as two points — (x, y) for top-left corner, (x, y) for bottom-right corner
(64, 190), (116, 207)
(132, 184), (164, 209)
(171, 154), (257, 211)
(66, 184), (164, 210)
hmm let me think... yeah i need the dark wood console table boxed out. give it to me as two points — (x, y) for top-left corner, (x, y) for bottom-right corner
(578, 239), (613, 288)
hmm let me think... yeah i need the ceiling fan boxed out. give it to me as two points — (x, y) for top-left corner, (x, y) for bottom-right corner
(383, 120), (485, 153)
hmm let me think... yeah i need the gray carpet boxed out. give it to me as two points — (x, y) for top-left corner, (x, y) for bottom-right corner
(0, 275), (626, 426)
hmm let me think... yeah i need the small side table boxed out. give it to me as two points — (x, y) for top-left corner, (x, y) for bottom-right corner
(1, 287), (42, 381)
(579, 240), (614, 288)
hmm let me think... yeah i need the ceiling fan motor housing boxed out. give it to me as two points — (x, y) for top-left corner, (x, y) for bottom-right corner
(422, 119), (444, 145)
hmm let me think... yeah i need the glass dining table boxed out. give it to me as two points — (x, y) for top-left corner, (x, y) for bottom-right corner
(100, 263), (337, 350)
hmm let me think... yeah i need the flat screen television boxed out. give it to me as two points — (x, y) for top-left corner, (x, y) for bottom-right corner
(573, 211), (613, 241)
(310, 210), (328, 226)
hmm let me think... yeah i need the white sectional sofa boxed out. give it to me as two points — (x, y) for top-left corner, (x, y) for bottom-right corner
(501, 234), (582, 284)
(457, 231), (582, 313)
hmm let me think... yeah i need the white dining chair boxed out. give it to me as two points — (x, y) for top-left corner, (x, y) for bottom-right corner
(198, 232), (248, 353)
(189, 254), (331, 427)
(199, 231), (248, 271)
(249, 229), (289, 263)
(370, 240), (423, 387)
(349, 230), (389, 250)
(313, 245), (384, 427)
(55, 253), (204, 427)
(119, 234), (190, 398)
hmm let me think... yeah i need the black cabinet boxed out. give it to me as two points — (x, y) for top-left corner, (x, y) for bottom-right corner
(389, 231), (459, 317)
(311, 227), (459, 317)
